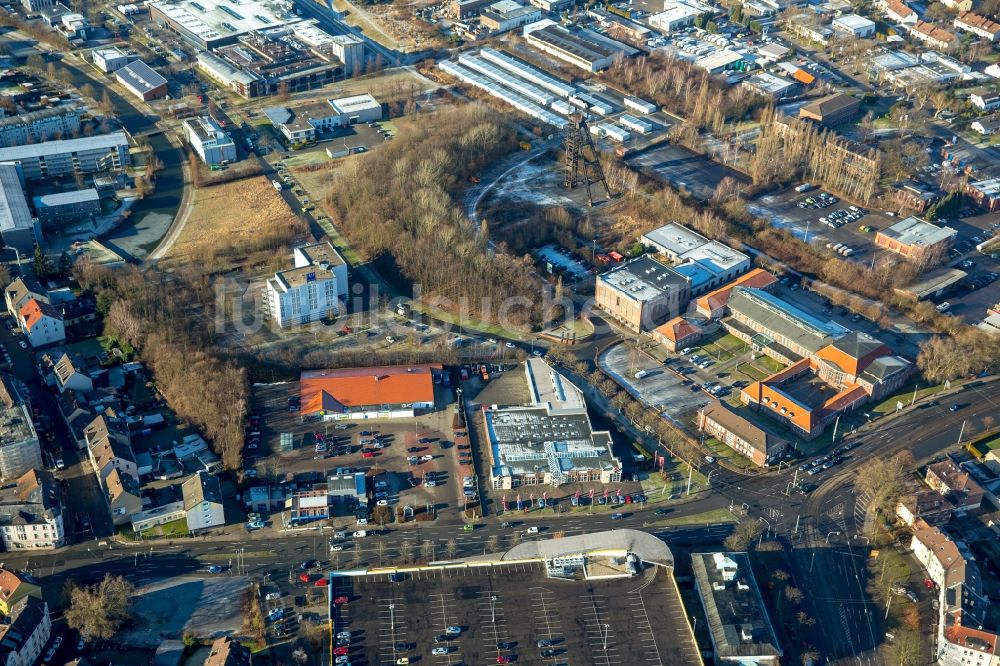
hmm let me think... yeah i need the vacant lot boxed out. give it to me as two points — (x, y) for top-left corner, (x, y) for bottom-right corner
(167, 176), (308, 268)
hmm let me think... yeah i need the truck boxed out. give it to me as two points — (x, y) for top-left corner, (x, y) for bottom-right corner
(795, 183), (813, 193)
(272, 179), (285, 191)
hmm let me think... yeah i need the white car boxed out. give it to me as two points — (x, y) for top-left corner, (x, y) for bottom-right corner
(357, 518), (368, 525)
(331, 544), (344, 551)
(377, 499), (389, 506)
(487, 337), (498, 344)
(266, 592), (281, 601)
(17, 340), (27, 349)
(704, 455), (716, 463)
(425, 480), (437, 488)
(504, 342), (515, 349)
(385, 336), (396, 343)
(526, 526), (539, 534)
(420, 454), (434, 461)
(432, 648), (450, 656)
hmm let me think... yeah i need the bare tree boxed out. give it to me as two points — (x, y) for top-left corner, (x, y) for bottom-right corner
(445, 538), (458, 560)
(66, 574), (135, 640)
(421, 540), (435, 563)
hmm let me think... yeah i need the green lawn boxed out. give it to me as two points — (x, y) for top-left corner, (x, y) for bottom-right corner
(643, 507), (736, 528)
(715, 333), (747, 352)
(696, 342), (735, 362)
(871, 382), (949, 415)
(969, 431), (1000, 457)
(736, 362), (768, 382)
(757, 356), (786, 373)
(872, 547), (911, 585)
(141, 518), (189, 539)
(705, 436), (757, 470)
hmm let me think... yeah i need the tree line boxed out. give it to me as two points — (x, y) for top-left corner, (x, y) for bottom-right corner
(74, 260), (249, 471)
(324, 104), (546, 329)
(599, 52), (764, 132)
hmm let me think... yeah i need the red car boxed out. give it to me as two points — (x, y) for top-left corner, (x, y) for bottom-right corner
(361, 451), (375, 459)
(497, 657), (512, 664)
(924, 578), (935, 590)
(299, 573), (312, 583)
(334, 647), (349, 656)
(314, 578), (328, 587)
(334, 596), (349, 605)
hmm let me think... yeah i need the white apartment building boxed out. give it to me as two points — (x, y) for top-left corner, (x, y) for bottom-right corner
(265, 242), (348, 327)
(182, 116), (236, 165)
(0, 470), (65, 551)
(0, 107), (82, 149)
(0, 596), (51, 666)
(182, 471), (225, 532)
(17, 299), (65, 348)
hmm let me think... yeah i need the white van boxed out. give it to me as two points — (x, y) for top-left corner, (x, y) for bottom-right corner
(634, 370), (649, 380)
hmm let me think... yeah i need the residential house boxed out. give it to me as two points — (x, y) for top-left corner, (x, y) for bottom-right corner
(651, 317), (702, 352)
(0, 596), (51, 666)
(970, 88), (1000, 112)
(105, 467), (142, 526)
(876, 0), (917, 24)
(953, 11), (1000, 41)
(182, 471), (225, 532)
(940, 0), (972, 10)
(909, 21), (958, 50)
(697, 400), (788, 466)
(0, 378), (42, 482)
(971, 116), (1000, 136)
(84, 414), (138, 490)
(0, 570), (40, 616)
(0, 469), (64, 550)
(909, 519), (991, 665)
(53, 354), (94, 394)
(896, 489), (953, 526)
(17, 300), (65, 348)
(205, 636), (251, 666)
(832, 14), (876, 37)
(4, 279), (46, 321)
(925, 459), (984, 515)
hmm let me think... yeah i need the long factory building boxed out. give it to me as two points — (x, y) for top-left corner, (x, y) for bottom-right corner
(442, 48), (630, 127)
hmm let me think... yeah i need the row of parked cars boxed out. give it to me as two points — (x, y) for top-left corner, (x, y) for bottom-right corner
(797, 191), (839, 209)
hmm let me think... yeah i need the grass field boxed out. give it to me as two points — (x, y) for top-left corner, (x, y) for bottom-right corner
(872, 383), (948, 415)
(168, 176), (308, 266)
(705, 436), (756, 469)
(141, 517), (189, 539)
(644, 507), (736, 528)
(757, 355), (785, 373)
(736, 362), (769, 381)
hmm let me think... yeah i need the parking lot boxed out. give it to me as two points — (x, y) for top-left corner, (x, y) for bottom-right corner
(331, 561), (699, 666)
(598, 343), (711, 431)
(250, 381), (470, 526)
(748, 187), (896, 263)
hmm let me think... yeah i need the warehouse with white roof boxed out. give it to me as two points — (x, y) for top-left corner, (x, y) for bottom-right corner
(641, 222), (751, 295)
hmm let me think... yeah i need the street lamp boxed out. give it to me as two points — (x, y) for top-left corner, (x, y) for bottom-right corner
(602, 623), (611, 652)
(826, 531), (841, 545)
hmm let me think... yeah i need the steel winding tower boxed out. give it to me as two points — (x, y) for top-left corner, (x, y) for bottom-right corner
(563, 114), (612, 207)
